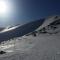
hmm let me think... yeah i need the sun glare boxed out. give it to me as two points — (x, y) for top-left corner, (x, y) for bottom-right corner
(0, 0), (7, 14)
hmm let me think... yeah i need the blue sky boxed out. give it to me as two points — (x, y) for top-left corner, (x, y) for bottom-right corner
(0, 0), (60, 27)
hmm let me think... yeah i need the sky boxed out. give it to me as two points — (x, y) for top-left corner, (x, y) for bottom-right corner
(0, 0), (60, 27)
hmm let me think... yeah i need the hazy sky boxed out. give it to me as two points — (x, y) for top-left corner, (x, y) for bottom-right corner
(0, 0), (60, 27)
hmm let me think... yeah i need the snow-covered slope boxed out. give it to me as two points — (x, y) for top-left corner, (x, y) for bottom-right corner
(36, 16), (60, 31)
(0, 31), (60, 60)
(0, 16), (60, 60)
(36, 16), (60, 34)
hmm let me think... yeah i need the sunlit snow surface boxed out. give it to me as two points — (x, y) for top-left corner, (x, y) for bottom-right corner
(0, 35), (36, 56)
(36, 16), (60, 31)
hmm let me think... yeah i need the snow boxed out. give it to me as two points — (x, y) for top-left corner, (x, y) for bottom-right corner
(36, 16), (60, 31)
(0, 16), (60, 60)
(0, 32), (60, 60)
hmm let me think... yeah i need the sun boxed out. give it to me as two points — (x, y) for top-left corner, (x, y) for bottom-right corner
(0, 0), (7, 14)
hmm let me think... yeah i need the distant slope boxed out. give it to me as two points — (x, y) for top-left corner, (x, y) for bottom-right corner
(0, 19), (45, 43)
